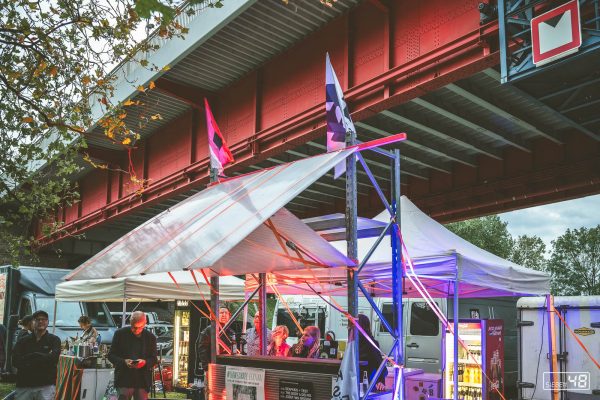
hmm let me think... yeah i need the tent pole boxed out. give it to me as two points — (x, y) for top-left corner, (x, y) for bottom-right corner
(210, 276), (219, 363)
(453, 278), (459, 400)
(122, 298), (127, 328)
(391, 149), (404, 400)
(242, 292), (248, 334)
(52, 300), (57, 334)
(259, 273), (267, 356)
(210, 168), (220, 366)
(546, 294), (559, 400)
(346, 126), (359, 396)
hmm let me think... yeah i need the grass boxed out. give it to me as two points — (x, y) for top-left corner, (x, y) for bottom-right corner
(162, 392), (187, 399)
(0, 382), (15, 399)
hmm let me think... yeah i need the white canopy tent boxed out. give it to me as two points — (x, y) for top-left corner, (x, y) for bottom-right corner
(65, 149), (356, 281)
(247, 196), (551, 297)
(55, 272), (247, 302)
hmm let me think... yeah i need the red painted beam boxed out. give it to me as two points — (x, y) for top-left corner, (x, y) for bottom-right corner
(419, 156), (600, 222)
(154, 78), (213, 109)
(38, 24), (499, 245)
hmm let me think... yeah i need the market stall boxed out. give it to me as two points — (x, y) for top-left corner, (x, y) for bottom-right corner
(62, 132), (549, 400)
(246, 195), (550, 298)
(55, 272), (248, 399)
(245, 195), (551, 400)
(61, 148), (367, 400)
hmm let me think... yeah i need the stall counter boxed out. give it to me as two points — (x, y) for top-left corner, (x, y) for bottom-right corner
(208, 355), (340, 400)
(56, 355), (114, 400)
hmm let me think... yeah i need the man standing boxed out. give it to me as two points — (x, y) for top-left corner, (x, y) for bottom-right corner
(244, 311), (272, 356)
(108, 311), (157, 400)
(198, 305), (236, 369)
(12, 310), (61, 400)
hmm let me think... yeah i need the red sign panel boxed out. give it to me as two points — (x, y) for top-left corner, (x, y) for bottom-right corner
(531, 0), (582, 66)
(485, 320), (504, 400)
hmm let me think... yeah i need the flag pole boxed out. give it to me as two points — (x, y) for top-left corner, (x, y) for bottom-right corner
(345, 124), (359, 397)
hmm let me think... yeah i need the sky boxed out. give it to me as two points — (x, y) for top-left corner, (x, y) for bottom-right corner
(499, 193), (600, 248)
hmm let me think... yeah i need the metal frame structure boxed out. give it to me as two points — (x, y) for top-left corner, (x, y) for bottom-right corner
(204, 139), (408, 399)
(211, 138), (479, 400)
(499, 0), (600, 83)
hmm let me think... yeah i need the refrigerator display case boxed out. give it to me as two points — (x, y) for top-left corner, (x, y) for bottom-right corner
(444, 319), (504, 400)
(173, 308), (190, 388)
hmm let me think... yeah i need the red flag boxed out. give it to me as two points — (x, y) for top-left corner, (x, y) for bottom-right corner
(205, 98), (234, 174)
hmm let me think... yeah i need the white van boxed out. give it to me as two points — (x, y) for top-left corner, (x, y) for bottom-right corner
(273, 295), (519, 398)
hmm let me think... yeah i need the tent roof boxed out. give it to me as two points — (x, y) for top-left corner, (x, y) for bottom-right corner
(247, 196), (551, 298)
(56, 272), (246, 302)
(66, 149), (356, 281)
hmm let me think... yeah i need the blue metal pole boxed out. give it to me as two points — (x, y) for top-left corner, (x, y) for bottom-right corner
(356, 219), (393, 274)
(391, 149), (403, 400)
(358, 281), (396, 337)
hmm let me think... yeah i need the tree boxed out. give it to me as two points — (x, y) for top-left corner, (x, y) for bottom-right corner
(547, 226), (600, 295)
(0, 0), (225, 265)
(446, 216), (548, 271)
(511, 235), (547, 271)
(445, 215), (514, 259)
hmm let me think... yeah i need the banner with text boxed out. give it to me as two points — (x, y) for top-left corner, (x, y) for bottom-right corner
(225, 366), (265, 400)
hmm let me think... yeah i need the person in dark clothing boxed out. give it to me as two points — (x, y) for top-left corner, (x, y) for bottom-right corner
(108, 311), (157, 400)
(16, 315), (34, 342)
(12, 310), (61, 400)
(357, 314), (387, 391)
(290, 326), (321, 359)
(197, 305), (235, 369)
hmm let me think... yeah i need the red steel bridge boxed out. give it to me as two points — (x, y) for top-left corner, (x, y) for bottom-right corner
(38, 0), (600, 266)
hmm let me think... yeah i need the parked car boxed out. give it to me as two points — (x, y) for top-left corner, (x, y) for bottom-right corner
(0, 266), (117, 373)
(110, 311), (170, 326)
(110, 311), (173, 354)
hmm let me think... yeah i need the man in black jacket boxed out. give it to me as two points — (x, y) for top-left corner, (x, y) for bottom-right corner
(12, 310), (61, 400)
(197, 305), (236, 370)
(108, 311), (157, 400)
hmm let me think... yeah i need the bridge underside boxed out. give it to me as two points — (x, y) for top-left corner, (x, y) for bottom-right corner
(38, 0), (600, 267)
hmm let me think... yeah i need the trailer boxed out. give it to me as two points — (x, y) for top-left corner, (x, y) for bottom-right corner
(517, 296), (600, 400)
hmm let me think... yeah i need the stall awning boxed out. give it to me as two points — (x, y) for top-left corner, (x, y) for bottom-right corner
(66, 149), (356, 281)
(56, 272), (246, 302)
(246, 196), (551, 298)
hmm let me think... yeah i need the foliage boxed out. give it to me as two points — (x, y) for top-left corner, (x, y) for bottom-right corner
(0, 0), (226, 265)
(511, 235), (547, 271)
(0, 382), (15, 398)
(446, 215), (515, 260)
(445, 216), (548, 272)
(547, 226), (600, 295)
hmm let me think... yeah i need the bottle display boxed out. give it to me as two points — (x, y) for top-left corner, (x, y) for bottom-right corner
(445, 320), (504, 400)
(173, 310), (191, 387)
